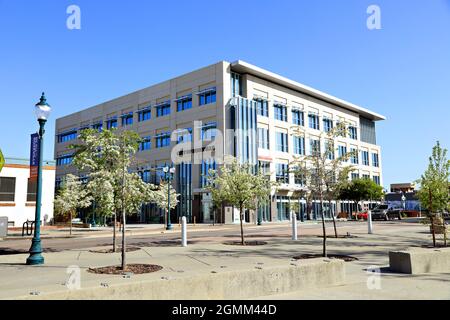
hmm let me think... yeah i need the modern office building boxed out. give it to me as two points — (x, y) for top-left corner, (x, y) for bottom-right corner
(0, 157), (56, 227)
(55, 60), (385, 224)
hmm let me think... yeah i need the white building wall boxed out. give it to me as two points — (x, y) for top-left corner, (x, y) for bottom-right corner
(0, 163), (55, 227)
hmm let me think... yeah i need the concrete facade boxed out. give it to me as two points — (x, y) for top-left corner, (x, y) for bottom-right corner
(55, 60), (385, 224)
(0, 158), (55, 227)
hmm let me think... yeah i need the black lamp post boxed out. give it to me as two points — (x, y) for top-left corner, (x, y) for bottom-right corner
(26, 93), (51, 266)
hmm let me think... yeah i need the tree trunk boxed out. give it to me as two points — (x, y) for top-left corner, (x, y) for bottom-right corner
(330, 200), (338, 238)
(240, 205), (245, 246)
(113, 212), (117, 253)
(121, 208), (126, 271)
(429, 189), (436, 248)
(69, 211), (73, 236)
(320, 196), (327, 257)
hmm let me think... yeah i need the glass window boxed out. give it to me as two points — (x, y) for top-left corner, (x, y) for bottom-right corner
(255, 99), (269, 117)
(201, 122), (217, 141)
(201, 159), (216, 187)
(58, 131), (78, 143)
(138, 109), (151, 122)
(231, 73), (242, 97)
(177, 95), (193, 112)
(325, 140), (335, 160)
(199, 88), (216, 106)
(258, 161), (271, 175)
(92, 122), (103, 132)
(292, 110), (304, 126)
(348, 126), (358, 140)
(139, 136), (151, 151)
(274, 104), (287, 122)
(121, 114), (133, 126)
(56, 155), (74, 166)
(338, 146), (348, 160)
(293, 136), (305, 155)
(276, 164), (289, 183)
(155, 133), (171, 148)
(323, 118), (333, 133)
(106, 118), (118, 129)
(176, 128), (192, 144)
(26, 178), (37, 202)
(351, 173), (360, 180)
(258, 128), (269, 149)
(373, 175), (381, 185)
(310, 139), (321, 156)
(308, 113), (320, 130)
(156, 102), (171, 117)
(372, 153), (379, 167)
(276, 132), (288, 152)
(361, 151), (370, 166)
(350, 148), (359, 164)
(0, 177), (16, 202)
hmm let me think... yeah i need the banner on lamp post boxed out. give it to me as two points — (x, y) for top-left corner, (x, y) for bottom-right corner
(30, 133), (40, 180)
(0, 148), (5, 173)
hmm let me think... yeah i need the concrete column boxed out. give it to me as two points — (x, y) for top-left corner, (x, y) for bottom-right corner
(181, 216), (187, 247)
(292, 212), (298, 240)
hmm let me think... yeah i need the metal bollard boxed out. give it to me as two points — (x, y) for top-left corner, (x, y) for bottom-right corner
(368, 210), (373, 234)
(292, 213), (298, 240)
(181, 216), (187, 247)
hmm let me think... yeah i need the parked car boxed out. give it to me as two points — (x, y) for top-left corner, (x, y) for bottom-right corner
(371, 204), (403, 221)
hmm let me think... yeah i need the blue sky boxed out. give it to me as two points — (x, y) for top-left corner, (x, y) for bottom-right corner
(0, 0), (449, 189)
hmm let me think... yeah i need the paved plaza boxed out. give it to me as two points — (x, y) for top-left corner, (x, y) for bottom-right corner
(0, 220), (449, 300)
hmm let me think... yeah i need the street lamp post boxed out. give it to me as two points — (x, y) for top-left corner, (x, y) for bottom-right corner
(163, 166), (176, 230)
(401, 193), (407, 215)
(26, 93), (51, 266)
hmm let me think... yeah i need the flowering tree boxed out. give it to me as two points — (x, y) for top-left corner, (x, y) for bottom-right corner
(152, 181), (179, 224)
(71, 129), (160, 270)
(291, 122), (355, 257)
(54, 174), (92, 236)
(206, 160), (273, 245)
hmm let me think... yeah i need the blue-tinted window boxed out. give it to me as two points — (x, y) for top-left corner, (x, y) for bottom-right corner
(198, 88), (216, 106)
(276, 163), (289, 184)
(309, 113), (320, 130)
(348, 126), (358, 140)
(338, 145), (348, 160)
(155, 133), (171, 148)
(350, 148), (359, 164)
(310, 139), (321, 156)
(121, 113), (133, 126)
(255, 99), (269, 117)
(92, 122), (103, 132)
(274, 104), (287, 122)
(231, 73), (242, 97)
(201, 160), (217, 187)
(258, 128), (269, 149)
(323, 118), (333, 133)
(292, 110), (304, 126)
(58, 131), (77, 143)
(373, 176), (381, 185)
(361, 151), (370, 166)
(177, 95), (193, 112)
(156, 102), (171, 117)
(351, 173), (360, 180)
(293, 136), (305, 155)
(201, 122), (217, 141)
(139, 137), (151, 151)
(325, 141), (335, 160)
(176, 128), (192, 144)
(106, 118), (118, 129)
(276, 132), (288, 152)
(56, 155), (74, 166)
(138, 108), (151, 122)
(372, 153), (379, 167)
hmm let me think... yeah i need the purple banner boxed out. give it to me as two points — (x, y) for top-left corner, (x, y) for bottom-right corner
(30, 133), (40, 179)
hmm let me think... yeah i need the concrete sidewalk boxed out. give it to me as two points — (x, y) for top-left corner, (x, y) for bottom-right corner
(0, 222), (449, 300)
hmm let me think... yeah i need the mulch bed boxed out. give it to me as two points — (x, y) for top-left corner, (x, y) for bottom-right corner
(293, 254), (359, 262)
(223, 241), (268, 246)
(87, 264), (163, 275)
(89, 247), (141, 254)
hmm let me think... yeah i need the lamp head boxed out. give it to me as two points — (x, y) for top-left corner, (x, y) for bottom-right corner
(35, 92), (51, 121)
